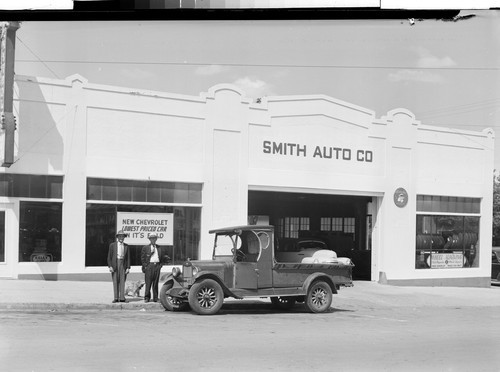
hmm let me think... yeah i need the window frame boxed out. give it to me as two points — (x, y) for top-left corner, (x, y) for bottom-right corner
(320, 217), (356, 234)
(278, 217), (310, 239)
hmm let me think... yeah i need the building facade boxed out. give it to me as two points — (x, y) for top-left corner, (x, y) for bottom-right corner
(0, 74), (494, 286)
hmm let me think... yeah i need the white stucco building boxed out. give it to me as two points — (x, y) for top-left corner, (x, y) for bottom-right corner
(0, 74), (494, 286)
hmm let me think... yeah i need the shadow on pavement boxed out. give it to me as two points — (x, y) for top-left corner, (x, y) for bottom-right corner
(213, 301), (355, 315)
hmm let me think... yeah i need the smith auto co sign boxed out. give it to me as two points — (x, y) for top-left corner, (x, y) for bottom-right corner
(116, 212), (174, 245)
(262, 140), (374, 162)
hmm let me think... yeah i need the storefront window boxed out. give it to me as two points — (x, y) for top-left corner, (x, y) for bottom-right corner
(86, 178), (202, 267)
(87, 178), (201, 204)
(85, 204), (201, 267)
(0, 211), (5, 262)
(416, 195), (480, 214)
(0, 174), (62, 198)
(19, 202), (62, 262)
(416, 196), (480, 269)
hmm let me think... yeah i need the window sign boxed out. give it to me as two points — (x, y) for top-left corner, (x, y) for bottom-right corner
(428, 253), (465, 269)
(116, 212), (174, 245)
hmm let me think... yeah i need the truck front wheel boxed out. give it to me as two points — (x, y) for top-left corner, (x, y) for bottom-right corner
(188, 279), (224, 315)
(305, 281), (332, 313)
(160, 282), (189, 312)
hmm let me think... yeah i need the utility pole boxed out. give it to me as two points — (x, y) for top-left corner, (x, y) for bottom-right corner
(0, 21), (20, 167)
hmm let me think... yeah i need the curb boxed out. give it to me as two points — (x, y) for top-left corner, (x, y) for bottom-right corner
(0, 298), (275, 312)
(0, 302), (167, 311)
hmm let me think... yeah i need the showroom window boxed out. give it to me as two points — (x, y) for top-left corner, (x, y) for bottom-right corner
(86, 178), (202, 267)
(0, 174), (63, 198)
(416, 195), (480, 269)
(0, 211), (5, 262)
(87, 178), (201, 203)
(19, 201), (62, 262)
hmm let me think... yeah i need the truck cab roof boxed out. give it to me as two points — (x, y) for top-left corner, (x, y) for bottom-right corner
(209, 225), (274, 234)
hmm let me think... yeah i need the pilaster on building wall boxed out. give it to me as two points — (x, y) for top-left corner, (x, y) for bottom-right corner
(376, 109), (419, 281)
(202, 85), (252, 232)
(62, 75), (88, 271)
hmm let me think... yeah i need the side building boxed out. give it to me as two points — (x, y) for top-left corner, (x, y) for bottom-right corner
(0, 74), (494, 286)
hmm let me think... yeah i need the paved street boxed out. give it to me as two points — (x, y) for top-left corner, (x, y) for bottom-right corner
(1, 291), (499, 372)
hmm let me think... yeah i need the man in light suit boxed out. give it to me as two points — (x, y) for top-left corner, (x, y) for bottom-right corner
(141, 232), (170, 303)
(107, 230), (131, 303)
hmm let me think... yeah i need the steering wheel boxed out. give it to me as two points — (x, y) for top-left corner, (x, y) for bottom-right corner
(231, 248), (247, 261)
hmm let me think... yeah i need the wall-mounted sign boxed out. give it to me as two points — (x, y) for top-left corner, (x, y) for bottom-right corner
(116, 212), (174, 245)
(393, 187), (408, 208)
(262, 140), (374, 163)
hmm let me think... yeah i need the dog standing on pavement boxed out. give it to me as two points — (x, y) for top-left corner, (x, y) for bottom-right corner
(125, 280), (145, 297)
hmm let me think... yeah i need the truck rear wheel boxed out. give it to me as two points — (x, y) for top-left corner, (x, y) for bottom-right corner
(160, 282), (189, 312)
(271, 296), (296, 310)
(305, 281), (332, 313)
(188, 278), (224, 315)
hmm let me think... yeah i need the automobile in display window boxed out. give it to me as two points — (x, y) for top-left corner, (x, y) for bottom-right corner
(159, 225), (353, 315)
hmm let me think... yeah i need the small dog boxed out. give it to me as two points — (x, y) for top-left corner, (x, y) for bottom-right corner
(125, 280), (145, 297)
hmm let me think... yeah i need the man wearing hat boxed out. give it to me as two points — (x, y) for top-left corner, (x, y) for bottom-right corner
(141, 232), (169, 302)
(107, 230), (131, 303)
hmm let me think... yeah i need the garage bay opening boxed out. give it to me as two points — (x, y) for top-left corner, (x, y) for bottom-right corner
(248, 191), (372, 280)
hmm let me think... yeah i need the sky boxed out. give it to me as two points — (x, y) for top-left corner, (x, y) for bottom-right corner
(12, 10), (500, 169)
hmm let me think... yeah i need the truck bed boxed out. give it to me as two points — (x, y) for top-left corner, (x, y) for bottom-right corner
(272, 261), (354, 288)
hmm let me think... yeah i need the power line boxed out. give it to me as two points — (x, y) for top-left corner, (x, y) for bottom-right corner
(14, 58), (500, 71)
(415, 98), (500, 116)
(426, 124), (499, 130)
(417, 105), (500, 121)
(416, 104), (500, 121)
(16, 37), (61, 79)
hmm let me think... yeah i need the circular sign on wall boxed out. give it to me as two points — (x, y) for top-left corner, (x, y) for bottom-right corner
(394, 187), (408, 208)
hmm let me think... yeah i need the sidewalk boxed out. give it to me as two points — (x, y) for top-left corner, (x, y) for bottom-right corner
(1, 279), (499, 311)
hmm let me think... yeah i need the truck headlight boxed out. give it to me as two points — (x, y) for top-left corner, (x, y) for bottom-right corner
(192, 266), (199, 276)
(172, 267), (181, 278)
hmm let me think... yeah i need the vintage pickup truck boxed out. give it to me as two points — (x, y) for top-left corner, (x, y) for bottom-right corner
(160, 225), (353, 315)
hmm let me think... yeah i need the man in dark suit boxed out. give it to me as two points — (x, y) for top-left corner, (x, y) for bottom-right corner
(141, 232), (170, 302)
(107, 230), (131, 303)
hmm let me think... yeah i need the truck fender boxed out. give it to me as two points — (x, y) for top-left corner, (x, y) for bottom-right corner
(161, 274), (180, 288)
(193, 272), (242, 299)
(302, 273), (338, 295)
(162, 275), (193, 299)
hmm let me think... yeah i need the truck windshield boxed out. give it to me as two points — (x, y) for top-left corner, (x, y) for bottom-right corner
(213, 233), (241, 259)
